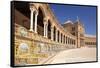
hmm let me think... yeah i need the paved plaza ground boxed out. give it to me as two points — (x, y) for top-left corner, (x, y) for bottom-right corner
(44, 47), (96, 64)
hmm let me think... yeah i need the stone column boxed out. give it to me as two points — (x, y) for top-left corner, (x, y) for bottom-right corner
(62, 35), (64, 44)
(34, 11), (38, 33)
(46, 23), (48, 38)
(29, 7), (35, 32)
(43, 18), (48, 38)
(65, 36), (66, 44)
(51, 25), (54, 40)
(44, 23), (46, 37)
(59, 32), (61, 43)
(56, 29), (58, 42)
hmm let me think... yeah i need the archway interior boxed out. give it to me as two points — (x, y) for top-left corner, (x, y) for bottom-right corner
(54, 27), (56, 41)
(37, 7), (44, 36)
(66, 37), (67, 44)
(48, 20), (51, 39)
(58, 31), (59, 42)
(64, 35), (65, 43)
(61, 33), (62, 43)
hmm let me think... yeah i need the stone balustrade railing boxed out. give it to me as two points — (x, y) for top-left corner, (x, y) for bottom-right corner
(15, 23), (69, 48)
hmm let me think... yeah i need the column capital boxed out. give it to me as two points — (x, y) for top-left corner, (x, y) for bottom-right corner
(30, 3), (36, 11)
(43, 17), (48, 22)
(30, 7), (35, 11)
(43, 18), (48, 26)
(56, 29), (58, 32)
(51, 25), (54, 28)
(34, 10), (38, 15)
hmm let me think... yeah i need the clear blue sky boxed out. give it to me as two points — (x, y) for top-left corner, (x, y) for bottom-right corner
(49, 4), (97, 35)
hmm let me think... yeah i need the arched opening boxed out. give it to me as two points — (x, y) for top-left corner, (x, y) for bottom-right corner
(68, 37), (70, 44)
(33, 12), (35, 30)
(54, 26), (56, 41)
(74, 40), (76, 45)
(66, 37), (67, 44)
(58, 31), (59, 42)
(72, 39), (73, 45)
(48, 20), (51, 39)
(37, 7), (44, 36)
(70, 38), (71, 44)
(61, 33), (62, 43)
(64, 35), (65, 44)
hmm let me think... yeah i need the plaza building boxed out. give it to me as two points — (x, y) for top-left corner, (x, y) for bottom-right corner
(12, 2), (96, 65)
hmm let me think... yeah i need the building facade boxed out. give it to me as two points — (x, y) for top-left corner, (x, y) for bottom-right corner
(13, 2), (96, 65)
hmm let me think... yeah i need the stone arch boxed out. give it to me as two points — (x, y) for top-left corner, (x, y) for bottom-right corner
(37, 6), (46, 17)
